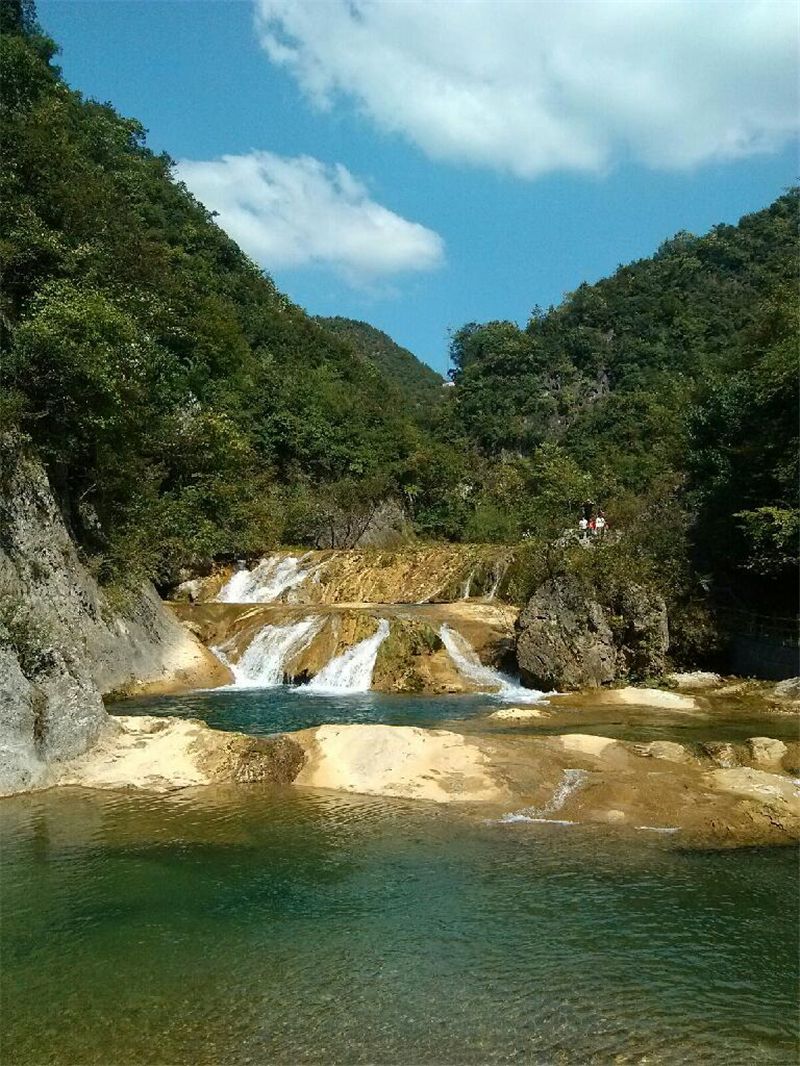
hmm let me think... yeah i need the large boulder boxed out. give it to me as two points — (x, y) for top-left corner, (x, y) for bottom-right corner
(515, 575), (668, 691)
(615, 583), (670, 680)
(515, 576), (617, 690)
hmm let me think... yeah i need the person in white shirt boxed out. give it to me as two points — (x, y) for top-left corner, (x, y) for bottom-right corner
(578, 516), (589, 539)
(594, 511), (607, 536)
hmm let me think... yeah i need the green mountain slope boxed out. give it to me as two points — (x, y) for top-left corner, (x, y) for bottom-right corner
(447, 191), (799, 619)
(316, 317), (444, 416)
(0, 5), (428, 584)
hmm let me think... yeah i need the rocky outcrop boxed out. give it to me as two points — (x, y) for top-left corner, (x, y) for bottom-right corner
(515, 575), (668, 691)
(771, 677), (800, 709)
(54, 715), (306, 791)
(0, 443), (231, 795)
(292, 723), (502, 803)
(43, 713), (800, 845)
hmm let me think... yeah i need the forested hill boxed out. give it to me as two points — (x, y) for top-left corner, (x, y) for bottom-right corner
(0, 2), (432, 585)
(446, 189), (799, 620)
(316, 317), (444, 416)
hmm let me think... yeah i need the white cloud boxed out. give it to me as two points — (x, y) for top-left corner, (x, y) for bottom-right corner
(175, 151), (445, 282)
(255, 0), (798, 178)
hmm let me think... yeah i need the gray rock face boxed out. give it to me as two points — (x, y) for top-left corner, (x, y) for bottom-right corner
(616, 584), (670, 680)
(0, 644), (44, 793)
(774, 677), (800, 700)
(515, 576), (617, 691)
(0, 439), (221, 795)
(515, 575), (669, 691)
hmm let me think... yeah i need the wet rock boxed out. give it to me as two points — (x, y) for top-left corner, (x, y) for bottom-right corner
(746, 737), (788, 768)
(702, 742), (739, 768)
(667, 671), (722, 690)
(604, 809), (627, 823)
(489, 706), (549, 721)
(773, 677), (800, 701)
(633, 741), (691, 763)
(706, 767), (799, 808)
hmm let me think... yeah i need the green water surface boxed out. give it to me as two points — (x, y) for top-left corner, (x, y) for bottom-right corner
(2, 770), (798, 1065)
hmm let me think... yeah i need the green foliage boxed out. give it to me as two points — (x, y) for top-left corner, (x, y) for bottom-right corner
(447, 189), (799, 620)
(0, 11), (432, 584)
(316, 316), (444, 420)
(733, 508), (800, 579)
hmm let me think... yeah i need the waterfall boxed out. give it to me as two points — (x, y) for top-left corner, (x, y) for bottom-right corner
(498, 768), (587, 825)
(217, 554), (316, 603)
(439, 624), (543, 703)
(486, 563), (508, 600)
(306, 620), (390, 694)
(460, 570), (474, 599)
(216, 617), (322, 688)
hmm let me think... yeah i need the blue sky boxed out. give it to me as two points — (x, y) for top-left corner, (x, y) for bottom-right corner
(39, 0), (798, 375)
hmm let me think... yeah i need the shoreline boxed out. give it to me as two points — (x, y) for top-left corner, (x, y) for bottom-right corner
(21, 706), (799, 850)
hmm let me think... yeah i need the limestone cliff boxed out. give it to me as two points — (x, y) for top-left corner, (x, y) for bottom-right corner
(0, 441), (230, 795)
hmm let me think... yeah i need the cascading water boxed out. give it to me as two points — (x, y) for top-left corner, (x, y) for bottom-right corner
(486, 565), (507, 600)
(306, 620), (390, 694)
(217, 554), (318, 604)
(216, 618), (322, 688)
(438, 624), (543, 703)
(498, 768), (588, 825)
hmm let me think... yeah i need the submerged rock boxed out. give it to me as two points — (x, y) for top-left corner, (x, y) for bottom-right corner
(633, 740), (692, 763)
(667, 670), (722, 690)
(489, 706), (549, 721)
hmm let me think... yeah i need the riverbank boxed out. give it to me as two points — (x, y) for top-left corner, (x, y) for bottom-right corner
(43, 696), (800, 848)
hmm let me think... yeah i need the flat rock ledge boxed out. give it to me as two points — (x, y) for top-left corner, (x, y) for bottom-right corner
(53, 715), (304, 792)
(31, 716), (800, 848)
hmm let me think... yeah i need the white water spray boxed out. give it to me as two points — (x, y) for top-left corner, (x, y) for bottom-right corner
(497, 768), (588, 825)
(217, 617), (322, 688)
(306, 619), (390, 694)
(438, 624), (543, 703)
(217, 554), (317, 603)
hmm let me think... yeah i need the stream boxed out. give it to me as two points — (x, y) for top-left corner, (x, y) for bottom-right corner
(2, 774), (797, 1064)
